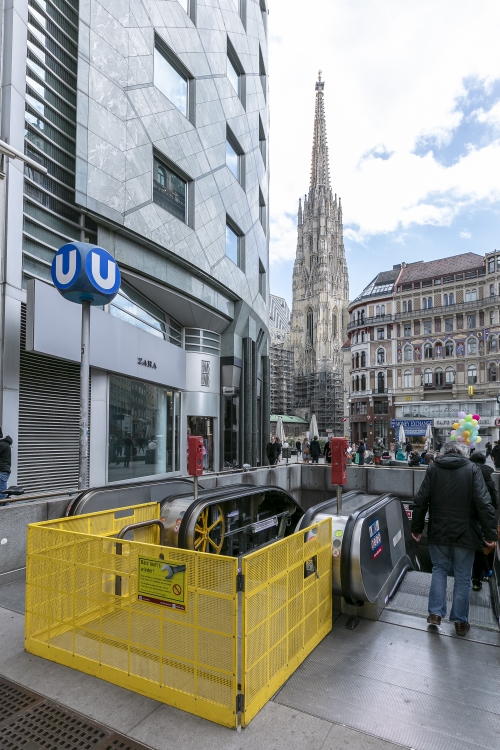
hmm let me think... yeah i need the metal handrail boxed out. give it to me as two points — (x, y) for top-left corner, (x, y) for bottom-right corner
(116, 519), (165, 546)
(347, 314), (393, 331)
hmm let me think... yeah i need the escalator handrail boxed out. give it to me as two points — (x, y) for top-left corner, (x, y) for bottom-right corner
(296, 491), (362, 531)
(67, 477), (196, 516)
(340, 493), (399, 606)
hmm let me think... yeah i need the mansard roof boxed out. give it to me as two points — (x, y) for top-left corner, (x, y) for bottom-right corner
(351, 266), (400, 304)
(398, 253), (484, 283)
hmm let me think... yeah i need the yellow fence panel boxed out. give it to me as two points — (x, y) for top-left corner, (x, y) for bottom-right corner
(25, 504), (239, 728)
(241, 518), (332, 726)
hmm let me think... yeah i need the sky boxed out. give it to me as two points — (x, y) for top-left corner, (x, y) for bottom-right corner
(268, 0), (500, 308)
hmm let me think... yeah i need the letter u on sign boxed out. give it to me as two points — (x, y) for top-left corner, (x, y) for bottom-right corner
(55, 249), (77, 285)
(90, 251), (116, 290)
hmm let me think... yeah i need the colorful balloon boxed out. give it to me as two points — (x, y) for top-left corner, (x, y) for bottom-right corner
(476, 436), (482, 443)
(456, 435), (464, 442)
(462, 430), (470, 438)
(471, 419), (478, 427)
(459, 419), (465, 426)
(465, 414), (473, 422)
(450, 434), (457, 441)
(453, 422), (459, 430)
(458, 411), (466, 419)
(472, 414), (480, 421)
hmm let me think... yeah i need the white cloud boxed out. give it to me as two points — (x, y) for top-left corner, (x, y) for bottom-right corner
(460, 231), (472, 238)
(269, 0), (500, 265)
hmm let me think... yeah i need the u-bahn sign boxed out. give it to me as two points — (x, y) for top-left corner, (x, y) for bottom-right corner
(51, 242), (121, 306)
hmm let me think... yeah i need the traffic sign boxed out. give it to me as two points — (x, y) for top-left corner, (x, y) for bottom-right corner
(51, 242), (121, 306)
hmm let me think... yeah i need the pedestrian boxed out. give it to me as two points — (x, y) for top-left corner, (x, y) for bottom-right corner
(310, 436), (321, 464)
(485, 441), (492, 458)
(357, 440), (366, 466)
(411, 442), (497, 636)
(405, 440), (412, 458)
(491, 440), (500, 469)
(302, 437), (311, 463)
(266, 436), (279, 466)
(0, 429), (12, 498)
(123, 433), (134, 468)
(389, 441), (395, 455)
(324, 440), (331, 464)
(436, 440), (443, 453)
(295, 439), (302, 457)
(408, 450), (421, 467)
(424, 451), (435, 465)
(469, 451), (499, 591)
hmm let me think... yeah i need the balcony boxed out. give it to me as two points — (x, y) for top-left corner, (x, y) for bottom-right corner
(423, 383), (453, 391)
(394, 294), (500, 321)
(347, 314), (394, 331)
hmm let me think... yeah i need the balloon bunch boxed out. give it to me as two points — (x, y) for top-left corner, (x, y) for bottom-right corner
(450, 411), (482, 446)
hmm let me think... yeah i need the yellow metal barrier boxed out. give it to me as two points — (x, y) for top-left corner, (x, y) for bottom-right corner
(241, 518), (332, 726)
(25, 505), (332, 729)
(25, 503), (239, 728)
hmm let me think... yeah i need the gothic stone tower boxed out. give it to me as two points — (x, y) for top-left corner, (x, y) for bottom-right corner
(290, 73), (349, 431)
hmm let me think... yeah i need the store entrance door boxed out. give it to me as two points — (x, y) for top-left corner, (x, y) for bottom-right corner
(187, 416), (214, 471)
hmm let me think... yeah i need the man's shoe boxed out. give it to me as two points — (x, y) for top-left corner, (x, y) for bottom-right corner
(455, 621), (470, 636)
(472, 579), (482, 591)
(427, 614), (441, 626)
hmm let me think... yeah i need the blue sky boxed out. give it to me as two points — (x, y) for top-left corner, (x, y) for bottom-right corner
(268, 1), (500, 308)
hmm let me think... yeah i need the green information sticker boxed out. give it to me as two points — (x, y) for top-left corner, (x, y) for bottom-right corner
(335, 530), (343, 538)
(137, 556), (187, 612)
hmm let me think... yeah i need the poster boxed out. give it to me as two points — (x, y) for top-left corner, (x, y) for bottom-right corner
(369, 518), (383, 560)
(137, 556), (188, 611)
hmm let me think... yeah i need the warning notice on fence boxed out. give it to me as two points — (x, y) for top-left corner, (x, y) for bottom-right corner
(137, 556), (187, 611)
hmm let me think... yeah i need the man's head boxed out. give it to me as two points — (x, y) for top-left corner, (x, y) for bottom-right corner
(440, 441), (469, 458)
(469, 451), (486, 465)
(314, 436), (318, 440)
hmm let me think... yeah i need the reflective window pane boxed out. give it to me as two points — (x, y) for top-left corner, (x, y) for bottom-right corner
(226, 139), (239, 179)
(227, 56), (239, 94)
(108, 375), (175, 482)
(177, 0), (189, 12)
(226, 224), (239, 264)
(153, 158), (187, 222)
(154, 46), (187, 116)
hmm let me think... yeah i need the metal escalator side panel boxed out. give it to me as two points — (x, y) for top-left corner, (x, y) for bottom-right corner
(296, 491), (362, 531)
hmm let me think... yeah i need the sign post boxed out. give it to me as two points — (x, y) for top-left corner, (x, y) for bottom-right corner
(51, 242), (121, 489)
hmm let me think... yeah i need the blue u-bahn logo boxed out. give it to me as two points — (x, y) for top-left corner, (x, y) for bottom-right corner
(51, 242), (121, 306)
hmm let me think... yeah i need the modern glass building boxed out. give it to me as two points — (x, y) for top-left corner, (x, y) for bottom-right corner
(0, 0), (270, 491)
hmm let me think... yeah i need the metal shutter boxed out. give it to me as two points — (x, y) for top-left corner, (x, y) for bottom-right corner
(18, 304), (88, 493)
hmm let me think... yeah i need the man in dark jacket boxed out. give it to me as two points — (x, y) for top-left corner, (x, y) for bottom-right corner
(357, 441), (366, 465)
(491, 440), (500, 469)
(266, 437), (279, 466)
(412, 442), (497, 635)
(469, 451), (499, 590)
(310, 436), (321, 464)
(0, 430), (13, 498)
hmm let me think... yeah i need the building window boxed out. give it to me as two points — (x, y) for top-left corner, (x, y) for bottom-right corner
(361, 331), (365, 342)
(381, 304), (386, 315)
(424, 320), (432, 335)
(489, 258), (495, 273)
(445, 367), (455, 384)
(377, 328), (384, 340)
(185, 329), (221, 354)
(414, 321), (420, 335)
(227, 54), (240, 94)
(259, 45), (267, 99)
(408, 300), (413, 312)
(259, 116), (266, 165)
(376, 305), (380, 316)
(377, 372), (385, 393)
(154, 43), (189, 117)
(332, 313), (337, 337)
(490, 311), (495, 325)
(404, 323), (411, 336)
(259, 190), (266, 231)
(489, 336), (497, 353)
(355, 375), (359, 391)
(445, 341), (454, 357)
(404, 370), (412, 388)
(467, 338), (477, 355)
(307, 308), (314, 341)
(435, 368), (443, 386)
(424, 368), (432, 385)
(424, 343), (432, 359)
(226, 131), (240, 180)
(467, 314), (476, 329)
(361, 351), (366, 367)
(153, 157), (187, 222)
(227, 42), (244, 103)
(258, 259), (266, 299)
(226, 222), (241, 265)
(445, 317), (453, 332)
(467, 365), (477, 384)
(427, 297), (432, 309)
(444, 294), (448, 306)
(491, 284), (495, 297)
(110, 281), (181, 346)
(449, 293), (454, 304)
(260, 0), (268, 35)
(377, 348), (385, 364)
(403, 301), (407, 313)
(108, 375), (176, 481)
(404, 345), (412, 361)
(489, 365), (497, 382)
(374, 401), (388, 414)
(361, 374), (366, 390)
(465, 289), (477, 302)
(355, 352), (359, 368)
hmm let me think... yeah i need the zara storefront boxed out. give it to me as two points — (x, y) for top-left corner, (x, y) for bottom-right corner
(24, 277), (228, 489)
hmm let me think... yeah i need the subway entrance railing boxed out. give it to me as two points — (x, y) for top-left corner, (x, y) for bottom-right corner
(24, 503), (332, 729)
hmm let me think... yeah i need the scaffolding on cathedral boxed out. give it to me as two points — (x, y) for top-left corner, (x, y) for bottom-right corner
(295, 369), (343, 436)
(270, 343), (294, 416)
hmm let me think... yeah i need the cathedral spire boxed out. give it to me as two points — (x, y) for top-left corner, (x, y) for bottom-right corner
(309, 70), (330, 190)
